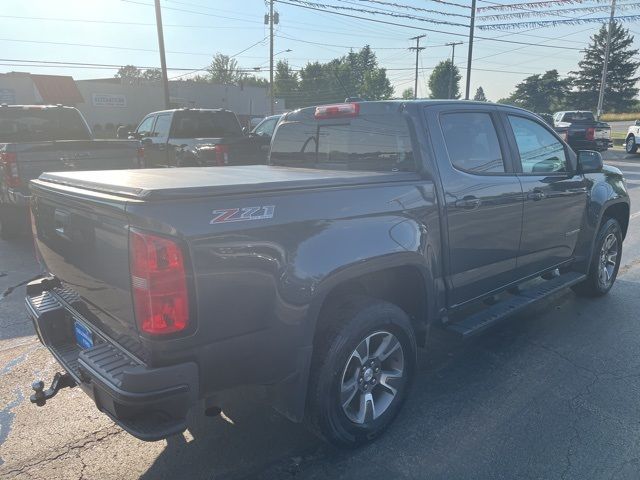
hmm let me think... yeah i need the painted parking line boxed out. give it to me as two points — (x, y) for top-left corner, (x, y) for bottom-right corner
(631, 211), (640, 220)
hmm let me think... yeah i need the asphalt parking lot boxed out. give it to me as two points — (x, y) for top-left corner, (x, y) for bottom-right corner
(1, 149), (640, 480)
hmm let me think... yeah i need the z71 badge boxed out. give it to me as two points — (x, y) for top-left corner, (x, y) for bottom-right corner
(210, 206), (275, 224)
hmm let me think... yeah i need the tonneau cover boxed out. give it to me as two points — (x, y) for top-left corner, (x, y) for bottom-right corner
(35, 166), (417, 200)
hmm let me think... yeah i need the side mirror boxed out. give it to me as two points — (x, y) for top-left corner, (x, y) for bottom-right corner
(635, 120), (640, 127)
(577, 150), (603, 174)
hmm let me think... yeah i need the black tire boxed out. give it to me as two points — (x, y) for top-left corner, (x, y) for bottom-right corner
(0, 206), (21, 240)
(626, 135), (638, 154)
(572, 218), (623, 297)
(305, 296), (417, 448)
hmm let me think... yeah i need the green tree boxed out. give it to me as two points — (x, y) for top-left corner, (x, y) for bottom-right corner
(570, 22), (640, 112)
(115, 65), (142, 81)
(428, 60), (461, 99)
(274, 60), (300, 108)
(207, 53), (245, 86)
(473, 86), (487, 102)
(296, 47), (394, 107)
(141, 68), (162, 81)
(402, 88), (414, 99)
(242, 76), (269, 88)
(503, 69), (570, 113)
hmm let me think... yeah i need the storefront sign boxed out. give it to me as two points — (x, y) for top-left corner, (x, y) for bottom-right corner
(92, 93), (127, 107)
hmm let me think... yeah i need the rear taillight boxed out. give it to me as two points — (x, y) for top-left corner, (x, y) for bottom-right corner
(0, 152), (20, 188)
(213, 144), (229, 166)
(586, 127), (595, 141)
(315, 102), (360, 120)
(129, 230), (190, 336)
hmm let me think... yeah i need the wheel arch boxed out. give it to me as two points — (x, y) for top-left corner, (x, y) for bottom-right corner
(269, 256), (436, 424)
(603, 201), (630, 239)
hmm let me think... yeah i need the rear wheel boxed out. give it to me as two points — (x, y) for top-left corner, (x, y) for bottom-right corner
(626, 135), (638, 154)
(305, 296), (416, 448)
(572, 218), (623, 297)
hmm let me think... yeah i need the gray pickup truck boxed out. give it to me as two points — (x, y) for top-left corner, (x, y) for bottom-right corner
(553, 110), (611, 152)
(131, 108), (268, 168)
(0, 105), (141, 239)
(25, 101), (629, 447)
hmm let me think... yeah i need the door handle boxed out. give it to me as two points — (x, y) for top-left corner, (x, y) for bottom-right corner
(527, 190), (546, 201)
(454, 197), (481, 210)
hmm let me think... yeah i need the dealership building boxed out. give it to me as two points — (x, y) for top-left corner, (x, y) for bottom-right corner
(0, 72), (283, 132)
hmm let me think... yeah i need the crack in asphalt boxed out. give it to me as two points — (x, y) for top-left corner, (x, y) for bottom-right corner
(0, 426), (123, 477)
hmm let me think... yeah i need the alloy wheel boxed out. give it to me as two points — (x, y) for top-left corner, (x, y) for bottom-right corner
(598, 232), (619, 289)
(340, 330), (405, 424)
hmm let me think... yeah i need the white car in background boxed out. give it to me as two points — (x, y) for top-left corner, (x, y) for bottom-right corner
(625, 120), (640, 153)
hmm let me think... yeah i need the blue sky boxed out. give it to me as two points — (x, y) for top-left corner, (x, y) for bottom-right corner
(0, 0), (634, 101)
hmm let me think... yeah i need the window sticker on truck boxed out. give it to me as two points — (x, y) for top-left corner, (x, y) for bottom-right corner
(210, 206), (275, 224)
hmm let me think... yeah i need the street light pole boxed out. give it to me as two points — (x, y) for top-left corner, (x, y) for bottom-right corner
(153, 0), (170, 109)
(269, 0), (275, 115)
(409, 35), (426, 100)
(597, 0), (617, 119)
(465, 0), (477, 100)
(447, 41), (463, 99)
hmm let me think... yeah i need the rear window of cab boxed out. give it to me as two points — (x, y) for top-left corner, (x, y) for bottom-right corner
(269, 111), (416, 172)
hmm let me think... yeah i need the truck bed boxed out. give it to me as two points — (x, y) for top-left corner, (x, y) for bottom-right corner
(36, 166), (418, 200)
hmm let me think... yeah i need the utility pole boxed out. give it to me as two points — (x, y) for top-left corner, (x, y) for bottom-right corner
(153, 0), (170, 109)
(409, 35), (426, 100)
(465, 0), (477, 100)
(597, 0), (617, 119)
(269, 0), (275, 115)
(446, 41), (463, 99)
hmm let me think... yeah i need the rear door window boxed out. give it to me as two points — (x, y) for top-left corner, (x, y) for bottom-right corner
(270, 114), (415, 172)
(440, 112), (505, 174)
(0, 108), (91, 142)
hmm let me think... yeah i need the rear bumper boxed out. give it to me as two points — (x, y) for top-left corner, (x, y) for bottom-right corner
(25, 277), (199, 441)
(570, 139), (610, 152)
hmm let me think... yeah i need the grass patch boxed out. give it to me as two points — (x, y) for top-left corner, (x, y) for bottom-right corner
(601, 112), (640, 122)
(612, 131), (627, 140)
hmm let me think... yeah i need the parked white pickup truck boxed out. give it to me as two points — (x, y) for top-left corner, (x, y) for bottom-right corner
(625, 120), (640, 153)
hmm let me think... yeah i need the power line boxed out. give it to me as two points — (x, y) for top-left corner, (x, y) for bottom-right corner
(169, 37), (269, 80)
(120, 0), (263, 23)
(281, 0), (469, 27)
(478, 2), (640, 20)
(352, 0), (470, 17)
(477, 0), (610, 12)
(0, 14), (262, 29)
(0, 37), (214, 56)
(274, 0), (582, 50)
(275, 33), (409, 50)
(478, 14), (640, 29)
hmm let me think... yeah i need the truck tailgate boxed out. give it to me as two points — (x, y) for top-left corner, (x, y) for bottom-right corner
(29, 179), (144, 357)
(15, 140), (139, 185)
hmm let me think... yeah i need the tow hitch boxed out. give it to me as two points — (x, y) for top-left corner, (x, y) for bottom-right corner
(30, 372), (76, 406)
